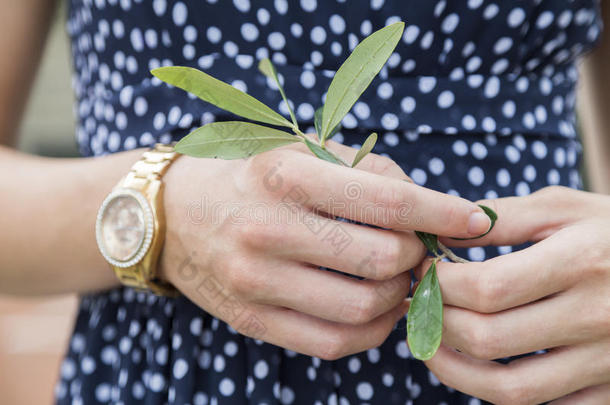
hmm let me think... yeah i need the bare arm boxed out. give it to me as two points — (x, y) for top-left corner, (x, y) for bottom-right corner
(579, 2), (610, 194)
(0, 0), (133, 294)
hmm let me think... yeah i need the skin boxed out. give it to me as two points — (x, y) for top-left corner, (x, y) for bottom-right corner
(0, 0), (609, 402)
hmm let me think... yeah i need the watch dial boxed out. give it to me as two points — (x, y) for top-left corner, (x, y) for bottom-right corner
(100, 195), (146, 261)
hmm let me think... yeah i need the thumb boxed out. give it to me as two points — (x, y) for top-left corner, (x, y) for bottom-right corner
(441, 186), (586, 248)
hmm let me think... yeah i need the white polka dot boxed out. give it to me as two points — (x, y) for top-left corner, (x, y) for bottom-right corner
(377, 82), (393, 99)
(150, 372), (165, 392)
(300, 0), (316, 12)
(395, 340), (411, 358)
(233, 0), (250, 12)
(207, 26), (221, 43)
(356, 382), (374, 400)
(275, 0), (288, 14)
(428, 157), (445, 175)
(462, 115), (476, 130)
(290, 23), (303, 37)
(536, 11), (555, 29)
(280, 386), (295, 404)
(381, 113), (399, 130)
(484, 77), (500, 98)
(482, 117), (496, 132)
(383, 132), (399, 147)
(268, 32), (286, 50)
(466, 56), (482, 72)
(383, 373), (394, 387)
(468, 166), (484, 186)
(418, 77), (436, 93)
(95, 384), (111, 402)
(547, 169), (560, 185)
(329, 14), (346, 34)
(522, 112), (536, 129)
(468, 247), (486, 261)
(310, 26), (326, 45)
(532, 140), (548, 159)
(348, 357), (361, 373)
(130, 28), (144, 51)
(241, 23), (259, 42)
(134, 97), (147, 116)
(483, 4), (499, 19)
(410, 168), (427, 185)
(219, 378), (235, 396)
(401, 96), (416, 113)
(173, 358), (189, 379)
(254, 360), (268, 379)
(257, 8), (270, 25)
(437, 90), (454, 108)
(496, 168), (511, 187)
(471, 142), (488, 159)
(403, 25), (419, 44)
(494, 37), (513, 54)
(153, 0), (166, 16)
(371, 0), (384, 10)
(172, 2), (187, 26)
(516, 181), (530, 196)
(468, 0), (483, 9)
(508, 8), (526, 27)
(505, 145), (521, 163)
(502, 100), (516, 118)
(441, 13), (459, 34)
(184, 25), (197, 42)
(354, 101), (370, 119)
(420, 31), (434, 49)
(300, 70), (315, 89)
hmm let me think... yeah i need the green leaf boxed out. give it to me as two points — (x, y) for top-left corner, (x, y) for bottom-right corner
(320, 22), (404, 143)
(407, 260), (443, 361)
(415, 231), (439, 255)
(451, 204), (498, 240)
(352, 132), (377, 167)
(258, 58), (298, 128)
(151, 66), (292, 128)
(174, 121), (300, 159)
(303, 137), (343, 165)
(314, 106), (341, 141)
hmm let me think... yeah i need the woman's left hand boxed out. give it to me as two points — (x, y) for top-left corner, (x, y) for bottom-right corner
(415, 186), (610, 404)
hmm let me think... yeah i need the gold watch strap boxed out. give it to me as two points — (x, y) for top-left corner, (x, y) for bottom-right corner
(115, 143), (181, 297)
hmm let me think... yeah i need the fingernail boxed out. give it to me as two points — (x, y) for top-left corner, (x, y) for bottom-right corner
(467, 211), (491, 235)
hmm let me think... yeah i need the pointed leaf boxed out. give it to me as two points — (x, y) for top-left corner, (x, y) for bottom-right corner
(152, 66), (292, 128)
(258, 58), (298, 127)
(303, 138), (343, 165)
(407, 261), (443, 361)
(320, 22), (404, 142)
(451, 204), (498, 240)
(415, 231), (438, 255)
(175, 121), (299, 159)
(352, 132), (378, 167)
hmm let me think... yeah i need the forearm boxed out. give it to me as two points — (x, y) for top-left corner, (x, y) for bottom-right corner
(578, 2), (610, 194)
(0, 145), (144, 295)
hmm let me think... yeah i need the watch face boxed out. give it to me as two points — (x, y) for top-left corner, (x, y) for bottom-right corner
(96, 189), (154, 267)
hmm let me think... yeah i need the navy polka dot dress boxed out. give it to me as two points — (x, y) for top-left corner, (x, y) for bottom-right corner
(57, 1), (601, 404)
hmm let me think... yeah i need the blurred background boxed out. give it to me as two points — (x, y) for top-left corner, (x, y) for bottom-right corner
(0, 2), (78, 405)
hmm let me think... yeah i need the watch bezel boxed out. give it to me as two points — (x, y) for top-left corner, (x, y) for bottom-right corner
(95, 187), (155, 268)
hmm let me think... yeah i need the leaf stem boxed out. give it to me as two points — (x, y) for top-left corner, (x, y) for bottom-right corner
(437, 241), (470, 264)
(292, 126), (350, 167)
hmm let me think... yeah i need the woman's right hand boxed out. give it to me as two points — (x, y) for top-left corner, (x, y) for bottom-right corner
(159, 140), (491, 360)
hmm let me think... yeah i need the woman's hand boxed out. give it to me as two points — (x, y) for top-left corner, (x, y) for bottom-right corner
(159, 140), (491, 360)
(417, 186), (610, 404)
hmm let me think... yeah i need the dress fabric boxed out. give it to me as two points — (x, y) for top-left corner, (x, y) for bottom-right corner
(57, 0), (601, 404)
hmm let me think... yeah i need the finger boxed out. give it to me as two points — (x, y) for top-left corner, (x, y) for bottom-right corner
(549, 383), (610, 405)
(248, 262), (410, 325)
(424, 341), (609, 404)
(442, 186), (599, 248)
(441, 291), (594, 360)
(272, 151), (490, 238)
(416, 228), (582, 313)
(251, 212), (426, 280)
(242, 299), (410, 360)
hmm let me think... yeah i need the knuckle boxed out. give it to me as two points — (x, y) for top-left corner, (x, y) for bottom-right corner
(318, 331), (349, 360)
(472, 269), (505, 313)
(370, 182), (409, 221)
(223, 259), (258, 298)
(342, 289), (380, 325)
(371, 154), (404, 177)
(493, 370), (534, 405)
(373, 237), (404, 280)
(465, 317), (501, 360)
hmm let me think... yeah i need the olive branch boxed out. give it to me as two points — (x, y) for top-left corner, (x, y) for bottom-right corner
(151, 22), (496, 361)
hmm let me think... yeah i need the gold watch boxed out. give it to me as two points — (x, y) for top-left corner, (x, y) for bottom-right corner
(95, 143), (181, 297)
